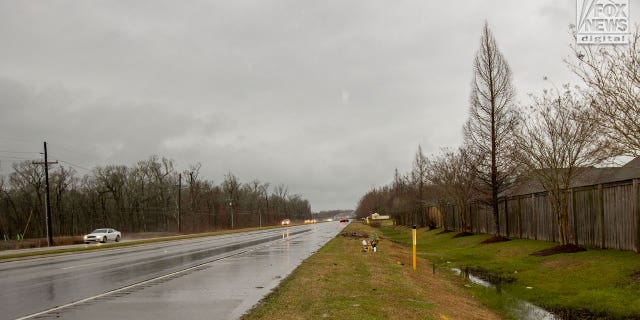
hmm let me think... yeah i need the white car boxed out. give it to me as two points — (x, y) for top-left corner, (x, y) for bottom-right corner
(84, 228), (121, 244)
(281, 219), (291, 226)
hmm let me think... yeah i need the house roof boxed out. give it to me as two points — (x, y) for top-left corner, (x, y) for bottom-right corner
(623, 157), (640, 168)
(506, 157), (640, 196)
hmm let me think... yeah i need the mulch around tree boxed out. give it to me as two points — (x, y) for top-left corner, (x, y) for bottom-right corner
(452, 231), (474, 238)
(436, 230), (454, 235)
(530, 244), (587, 256)
(480, 236), (511, 244)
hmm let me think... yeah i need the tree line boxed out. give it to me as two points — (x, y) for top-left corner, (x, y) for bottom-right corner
(356, 22), (640, 246)
(0, 155), (311, 239)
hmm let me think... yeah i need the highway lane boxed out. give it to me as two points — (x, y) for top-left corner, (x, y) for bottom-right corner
(0, 222), (347, 319)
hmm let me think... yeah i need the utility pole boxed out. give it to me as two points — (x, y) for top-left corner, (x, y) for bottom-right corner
(177, 173), (182, 233)
(230, 200), (234, 229)
(226, 198), (234, 229)
(33, 142), (57, 247)
(189, 171), (195, 231)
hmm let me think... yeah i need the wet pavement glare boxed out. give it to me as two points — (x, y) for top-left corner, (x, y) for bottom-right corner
(7, 222), (343, 320)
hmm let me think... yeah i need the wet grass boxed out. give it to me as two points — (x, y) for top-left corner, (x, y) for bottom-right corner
(383, 226), (640, 319)
(243, 223), (501, 320)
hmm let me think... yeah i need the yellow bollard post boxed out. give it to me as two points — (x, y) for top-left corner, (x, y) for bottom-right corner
(412, 224), (417, 271)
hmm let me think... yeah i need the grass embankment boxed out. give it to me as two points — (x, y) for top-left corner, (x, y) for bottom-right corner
(0, 225), (282, 260)
(383, 226), (640, 319)
(244, 223), (501, 320)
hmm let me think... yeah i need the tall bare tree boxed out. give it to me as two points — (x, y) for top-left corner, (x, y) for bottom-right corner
(513, 86), (610, 245)
(464, 22), (519, 236)
(569, 28), (640, 157)
(411, 145), (429, 202)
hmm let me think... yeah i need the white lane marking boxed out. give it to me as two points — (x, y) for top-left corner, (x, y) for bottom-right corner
(61, 262), (98, 270)
(14, 231), (313, 320)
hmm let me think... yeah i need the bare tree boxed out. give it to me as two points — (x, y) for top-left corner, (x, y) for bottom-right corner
(50, 165), (76, 235)
(9, 161), (46, 236)
(391, 168), (412, 224)
(464, 22), (519, 236)
(272, 184), (289, 218)
(0, 155), (312, 238)
(513, 86), (611, 245)
(186, 163), (202, 232)
(411, 145), (429, 226)
(94, 165), (128, 228)
(411, 145), (429, 201)
(569, 28), (640, 156)
(428, 147), (478, 231)
(222, 172), (240, 202)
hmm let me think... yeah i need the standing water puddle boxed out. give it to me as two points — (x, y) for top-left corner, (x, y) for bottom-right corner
(452, 267), (558, 320)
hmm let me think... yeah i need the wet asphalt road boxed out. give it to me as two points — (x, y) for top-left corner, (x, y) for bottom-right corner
(0, 222), (347, 320)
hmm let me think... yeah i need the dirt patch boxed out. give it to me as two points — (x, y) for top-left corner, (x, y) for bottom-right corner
(541, 257), (587, 270)
(630, 271), (640, 282)
(368, 221), (381, 228)
(436, 229), (454, 235)
(480, 236), (511, 244)
(340, 232), (368, 238)
(531, 244), (587, 257)
(452, 231), (474, 238)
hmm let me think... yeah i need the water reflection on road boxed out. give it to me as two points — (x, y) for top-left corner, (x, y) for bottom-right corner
(10, 222), (343, 320)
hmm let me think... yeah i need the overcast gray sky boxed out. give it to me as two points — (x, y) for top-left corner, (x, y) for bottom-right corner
(0, 1), (635, 211)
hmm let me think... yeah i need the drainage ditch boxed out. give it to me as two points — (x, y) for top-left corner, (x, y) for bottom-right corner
(451, 267), (558, 320)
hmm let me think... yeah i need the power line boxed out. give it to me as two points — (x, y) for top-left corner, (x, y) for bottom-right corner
(53, 159), (93, 172)
(47, 143), (98, 160)
(0, 150), (40, 154)
(0, 137), (42, 145)
(0, 156), (39, 161)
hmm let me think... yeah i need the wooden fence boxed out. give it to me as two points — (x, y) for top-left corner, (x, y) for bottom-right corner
(433, 179), (640, 252)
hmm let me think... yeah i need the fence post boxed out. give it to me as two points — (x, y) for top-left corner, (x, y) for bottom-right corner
(452, 204), (456, 231)
(517, 196), (522, 239)
(485, 206), (489, 234)
(571, 188), (578, 246)
(504, 197), (510, 238)
(633, 179), (639, 253)
(532, 193), (537, 240)
(468, 203), (473, 233)
(549, 193), (555, 243)
(598, 184), (605, 249)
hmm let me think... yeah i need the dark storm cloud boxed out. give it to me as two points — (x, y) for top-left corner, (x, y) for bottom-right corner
(1, 0), (633, 210)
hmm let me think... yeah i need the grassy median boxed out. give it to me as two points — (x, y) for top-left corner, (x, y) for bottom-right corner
(243, 223), (501, 320)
